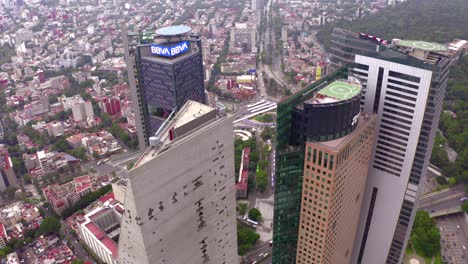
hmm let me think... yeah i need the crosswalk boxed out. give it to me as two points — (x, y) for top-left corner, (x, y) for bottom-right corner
(234, 100), (277, 123)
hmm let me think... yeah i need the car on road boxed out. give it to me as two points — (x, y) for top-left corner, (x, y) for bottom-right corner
(462, 245), (466, 250)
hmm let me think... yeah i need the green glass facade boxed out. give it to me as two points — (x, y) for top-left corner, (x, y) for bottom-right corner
(272, 67), (349, 264)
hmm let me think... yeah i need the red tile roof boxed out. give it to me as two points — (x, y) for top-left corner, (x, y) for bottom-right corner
(99, 192), (114, 203)
(84, 222), (118, 257)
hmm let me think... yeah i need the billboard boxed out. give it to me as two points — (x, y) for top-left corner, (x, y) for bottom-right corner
(151, 41), (189, 57)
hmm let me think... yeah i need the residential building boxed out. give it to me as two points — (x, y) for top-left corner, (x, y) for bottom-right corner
(272, 71), (376, 264)
(60, 95), (84, 110)
(123, 25), (206, 148)
(79, 200), (123, 264)
(0, 223), (7, 248)
(74, 175), (94, 197)
(235, 147), (250, 199)
(229, 23), (257, 54)
(6, 252), (19, 263)
(46, 121), (66, 138)
(0, 145), (17, 192)
(330, 28), (451, 264)
(118, 101), (237, 264)
(72, 100), (94, 123)
(100, 96), (121, 116)
(111, 179), (127, 205)
(43, 182), (80, 215)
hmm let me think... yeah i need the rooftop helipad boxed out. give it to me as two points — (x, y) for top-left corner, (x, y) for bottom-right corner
(317, 81), (361, 101)
(396, 40), (448, 52)
(156, 25), (192, 36)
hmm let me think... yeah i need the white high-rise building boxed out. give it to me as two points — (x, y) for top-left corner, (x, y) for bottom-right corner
(72, 100), (94, 123)
(118, 101), (238, 264)
(330, 29), (450, 264)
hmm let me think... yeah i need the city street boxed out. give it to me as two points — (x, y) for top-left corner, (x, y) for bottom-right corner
(419, 184), (465, 213)
(81, 150), (142, 180)
(241, 241), (272, 264)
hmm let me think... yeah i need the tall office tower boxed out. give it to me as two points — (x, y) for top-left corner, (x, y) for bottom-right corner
(118, 100), (238, 264)
(123, 25), (206, 148)
(272, 68), (377, 264)
(331, 28), (451, 264)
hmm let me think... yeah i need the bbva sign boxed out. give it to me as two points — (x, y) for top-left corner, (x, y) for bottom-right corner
(151, 41), (189, 57)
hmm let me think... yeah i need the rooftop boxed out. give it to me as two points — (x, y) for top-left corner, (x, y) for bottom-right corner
(135, 101), (222, 168)
(395, 40), (448, 52)
(156, 25), (191, 36)
(85, 222), (118, 257)
(306, 80), (361, 105)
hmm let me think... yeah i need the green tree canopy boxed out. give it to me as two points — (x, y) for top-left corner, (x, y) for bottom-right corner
(237, 224), (260, 255)
(462, 201), (468, 213)
(410, 211), (440, 257)
(248, 208), (262, 222)
(238, 202), (248, 216)
(36, 216), (61, 237)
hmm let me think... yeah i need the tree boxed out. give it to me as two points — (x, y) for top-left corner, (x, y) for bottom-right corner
(127, 162), (134, 170)
(261, 126), (274, 141)
(72, 260), (85, 264)
(256, 170), (268, 192)
(0, 246), (13, 258)
(237, 224), (260, 255)
(23, 175), (32, 184)
(100, 112), (113, 127)
(248, 208), (262, 222)
(462, 201), (468, 213)
(36, 216), (61, 237)
(54, 110), (70, 121)
(52, 137), (71, 152)
(238, 202), (248, 215)
(435, 176), (447, 185)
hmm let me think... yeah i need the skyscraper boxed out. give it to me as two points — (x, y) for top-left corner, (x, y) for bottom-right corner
(272, 68), (377, 264)
(331, 28), (451, 264)
(123, 25), (206, 148)
(118, 100), (237, 264)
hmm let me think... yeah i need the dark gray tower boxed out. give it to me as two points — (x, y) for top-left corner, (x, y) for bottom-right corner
(123, 25), (206, 148)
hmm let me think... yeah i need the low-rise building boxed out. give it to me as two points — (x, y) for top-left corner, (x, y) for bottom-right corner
(235, 147), (250, 199)
(6, 252), (19, 263)
(74, 175), (94, 197)
(79, 200), (123, 264)
(0, 223), (8, 248)
(43, 182), (80, 215)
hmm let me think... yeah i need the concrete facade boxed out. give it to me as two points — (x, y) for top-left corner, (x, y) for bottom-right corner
(351, 55), (445, 264)
(118, 101), (238, 264)
(296, 115), (376, 264)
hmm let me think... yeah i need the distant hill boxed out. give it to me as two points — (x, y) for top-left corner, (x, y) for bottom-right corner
(317, 0), (468, 51)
